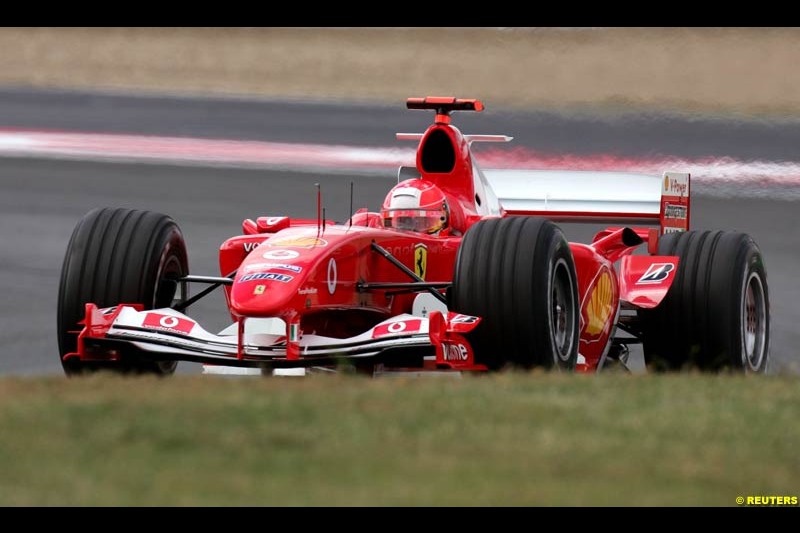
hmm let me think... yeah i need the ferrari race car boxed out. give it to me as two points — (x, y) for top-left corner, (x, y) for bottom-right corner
(56, 97), (770, 376)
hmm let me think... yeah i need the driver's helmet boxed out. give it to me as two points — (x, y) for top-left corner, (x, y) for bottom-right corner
(381, 179), (449, 234)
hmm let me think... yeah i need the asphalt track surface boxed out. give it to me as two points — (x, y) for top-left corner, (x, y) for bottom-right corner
(1, 88), (798, 375)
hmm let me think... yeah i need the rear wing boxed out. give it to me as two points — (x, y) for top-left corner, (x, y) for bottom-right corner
(397, 133), (513, 144)
(483, 169), (690, 234)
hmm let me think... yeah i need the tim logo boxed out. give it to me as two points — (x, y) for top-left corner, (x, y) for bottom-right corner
(637, 263), (675, 284)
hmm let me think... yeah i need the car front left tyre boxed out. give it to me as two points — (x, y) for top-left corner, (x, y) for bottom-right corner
(57, 207), (188, 376)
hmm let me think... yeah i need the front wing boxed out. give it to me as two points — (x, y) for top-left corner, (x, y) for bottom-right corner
(65, 304), (486, 372)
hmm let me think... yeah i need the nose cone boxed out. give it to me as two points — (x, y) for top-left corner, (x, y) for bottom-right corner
(230, 270), (299, 316)
(227, 226), (357, 317)
(229, 248), (309, 317)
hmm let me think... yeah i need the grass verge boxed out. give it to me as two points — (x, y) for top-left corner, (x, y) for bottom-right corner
(0, 371), (797, 506)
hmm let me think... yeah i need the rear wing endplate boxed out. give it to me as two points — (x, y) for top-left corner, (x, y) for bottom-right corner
(659, 172), (691, 233)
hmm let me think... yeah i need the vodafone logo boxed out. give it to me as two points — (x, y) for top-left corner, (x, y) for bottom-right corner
(372, 319), (423, 338)
(160, 316), (179, 328)
(387, 321), (407, 333)
(142, 312), (194, 335)
(327, 258), (337, 295)
(243, 241), (265, 253)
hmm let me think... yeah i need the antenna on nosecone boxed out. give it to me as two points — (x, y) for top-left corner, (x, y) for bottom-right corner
(348, 181), (354, 229)
(315, 183), (321, 236)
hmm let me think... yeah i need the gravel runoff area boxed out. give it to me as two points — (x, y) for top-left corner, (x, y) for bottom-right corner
(2, 27), (800, 116)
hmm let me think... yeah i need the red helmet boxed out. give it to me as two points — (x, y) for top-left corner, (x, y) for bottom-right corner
(381, 179), (449, 234)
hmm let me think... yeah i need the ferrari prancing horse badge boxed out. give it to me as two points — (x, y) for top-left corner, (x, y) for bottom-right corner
(414, 243), (428, 280)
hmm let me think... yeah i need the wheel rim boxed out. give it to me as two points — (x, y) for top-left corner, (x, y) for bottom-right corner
(551, 258), (576, 363)
(155, 251), (185, 307)
(741, 271), (767, 371)
(153, 250), (185, 374)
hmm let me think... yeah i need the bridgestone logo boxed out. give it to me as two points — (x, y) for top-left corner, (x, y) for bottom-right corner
(450, 314), (478, 324)
(636, 263), (675, 284)
(664, 204), (687, 219)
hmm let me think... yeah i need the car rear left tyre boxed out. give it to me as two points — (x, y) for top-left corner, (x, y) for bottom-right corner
(57, 207), (189, 376)
(450, 217), (579, 371)
(638, 230), (769, 373)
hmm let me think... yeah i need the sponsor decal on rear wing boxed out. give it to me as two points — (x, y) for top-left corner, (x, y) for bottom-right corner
(660, 172), (690, 234)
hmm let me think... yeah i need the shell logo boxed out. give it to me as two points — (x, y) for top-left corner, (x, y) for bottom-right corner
(585, 270), (614, 337)
(267, 236), (328, 248)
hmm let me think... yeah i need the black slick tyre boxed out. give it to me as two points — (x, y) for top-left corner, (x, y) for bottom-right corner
(57, 207), (189, 376)
(450, 217), (579, 371)
(639, 230), (769, 372)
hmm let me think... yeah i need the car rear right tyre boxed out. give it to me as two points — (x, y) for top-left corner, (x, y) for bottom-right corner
(638, 230), (769, 372)
(450, 217), (579, 371)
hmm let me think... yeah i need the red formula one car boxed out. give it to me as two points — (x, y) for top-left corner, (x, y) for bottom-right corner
(57, 97), (770, 376)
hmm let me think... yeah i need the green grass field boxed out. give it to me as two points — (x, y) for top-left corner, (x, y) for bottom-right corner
(0, 371), (797, 506)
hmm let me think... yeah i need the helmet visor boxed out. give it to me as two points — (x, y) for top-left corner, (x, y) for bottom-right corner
(383, 208), (446, 234)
